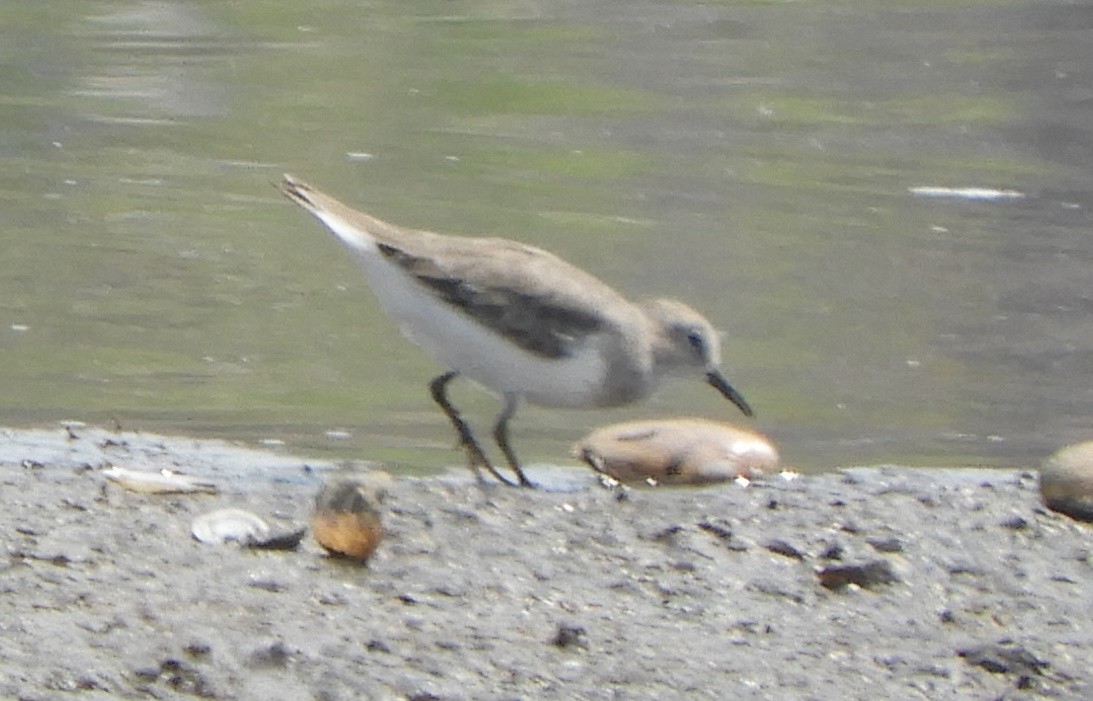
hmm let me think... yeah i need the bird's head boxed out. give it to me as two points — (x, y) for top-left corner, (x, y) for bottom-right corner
(639, 298), (753, 418)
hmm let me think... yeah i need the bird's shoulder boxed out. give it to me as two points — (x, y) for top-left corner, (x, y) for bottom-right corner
(377, 231), (635, 358)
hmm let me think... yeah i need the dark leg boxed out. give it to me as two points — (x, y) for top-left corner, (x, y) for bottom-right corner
(429, 372), (515, 486)
(493, 393), (535, 488)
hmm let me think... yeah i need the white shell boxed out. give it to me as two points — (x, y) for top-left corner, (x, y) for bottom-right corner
(103, 467), (218, 494)
(191, 508), (271, 545)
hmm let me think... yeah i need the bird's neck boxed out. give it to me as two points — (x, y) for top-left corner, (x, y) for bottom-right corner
(648, 328), (691, 376)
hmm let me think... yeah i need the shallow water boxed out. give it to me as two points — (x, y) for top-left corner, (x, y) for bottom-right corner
(1, 1), (1090, 474)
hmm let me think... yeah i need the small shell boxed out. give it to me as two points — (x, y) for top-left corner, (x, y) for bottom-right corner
(104, 467), (218, 494)
(312, 479), (384, 561)
(192, 508), (271, 545)
(572, 418), (779, 486)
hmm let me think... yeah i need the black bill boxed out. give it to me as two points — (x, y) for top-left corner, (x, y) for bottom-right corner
(706, 370), (754, 418)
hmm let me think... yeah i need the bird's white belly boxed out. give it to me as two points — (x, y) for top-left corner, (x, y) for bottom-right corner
(353, 251), (609, 408)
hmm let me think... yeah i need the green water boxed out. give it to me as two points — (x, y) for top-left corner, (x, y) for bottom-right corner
(1, 1), (1090, 474)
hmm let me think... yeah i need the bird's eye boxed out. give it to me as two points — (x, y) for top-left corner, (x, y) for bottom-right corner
(685, 329), (706, 354)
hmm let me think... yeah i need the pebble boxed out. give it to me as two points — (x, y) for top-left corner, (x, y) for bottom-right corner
(1040, 441), (1093, 522)
(815, 559), (899, 590)
(551, 623), (587, 649)
(957, 641), (1049, 677)
(311, 478), (385, 561)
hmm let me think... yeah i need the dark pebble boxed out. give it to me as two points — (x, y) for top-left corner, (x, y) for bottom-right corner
(816, 559), (899, 590)
(765, 539), (806, 560)
(552, 623), (587, 649)
(957, 641), (1049, 676)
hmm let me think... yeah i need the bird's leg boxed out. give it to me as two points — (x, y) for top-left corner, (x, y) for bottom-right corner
(493, 393), (535, 488)
(429, 372), (515, 486)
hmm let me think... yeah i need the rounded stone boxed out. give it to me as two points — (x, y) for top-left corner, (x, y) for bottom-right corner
(1040, 441), (1093, 522)
(311, 479), (385, 561)
(571, 418), (779, 486)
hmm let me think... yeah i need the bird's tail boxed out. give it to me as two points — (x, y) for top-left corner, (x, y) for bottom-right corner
(278, 174), (404, 252)
(280, 174), (364, 224)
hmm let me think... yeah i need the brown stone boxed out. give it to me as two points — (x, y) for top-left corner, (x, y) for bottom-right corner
(572, 418), (778, 485)
(311, 478), (385, 561)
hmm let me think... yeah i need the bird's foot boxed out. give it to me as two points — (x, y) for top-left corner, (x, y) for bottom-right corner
(460, 444), (518, 487)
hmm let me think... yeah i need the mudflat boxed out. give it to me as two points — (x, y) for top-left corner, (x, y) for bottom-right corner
(1, 426), (1090, 700)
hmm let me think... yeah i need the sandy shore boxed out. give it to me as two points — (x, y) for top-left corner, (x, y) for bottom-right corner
(1, 426), (1090, 700)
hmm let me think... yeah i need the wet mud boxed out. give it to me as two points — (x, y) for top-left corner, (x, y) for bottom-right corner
(1, 427), (1090, 700)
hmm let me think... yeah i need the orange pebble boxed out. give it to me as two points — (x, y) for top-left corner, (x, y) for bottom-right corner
(311, 480), (384, 561)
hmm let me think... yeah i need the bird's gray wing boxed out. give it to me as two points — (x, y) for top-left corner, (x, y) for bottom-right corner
(376, 241), (612, 359)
